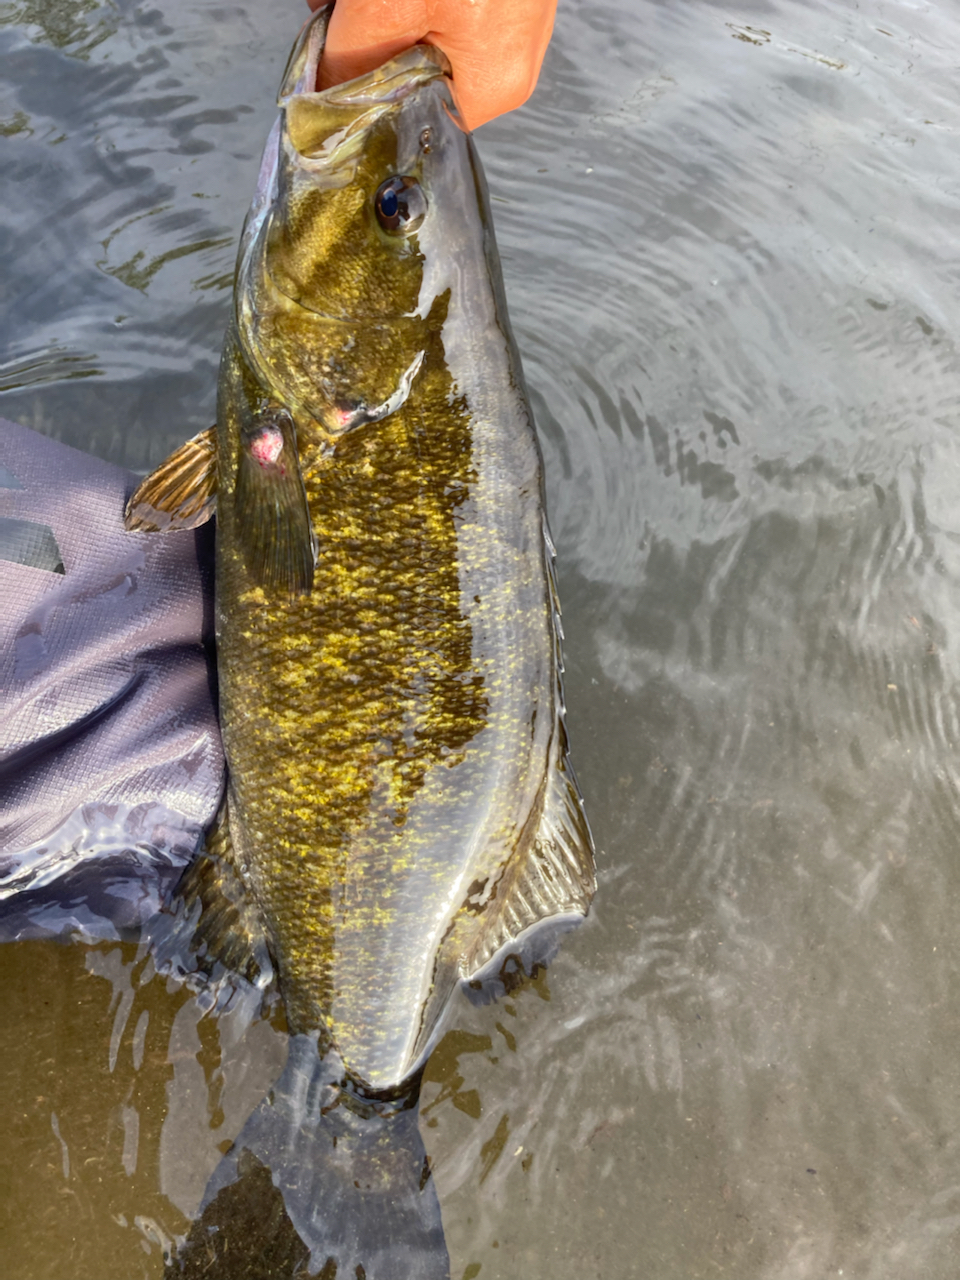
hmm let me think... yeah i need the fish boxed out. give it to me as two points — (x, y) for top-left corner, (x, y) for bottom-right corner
(126, 6), (596, 1276)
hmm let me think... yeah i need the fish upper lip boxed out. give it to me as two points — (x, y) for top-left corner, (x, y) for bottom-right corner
(299, 45), (450, 107)
(274, 34), (449, 202)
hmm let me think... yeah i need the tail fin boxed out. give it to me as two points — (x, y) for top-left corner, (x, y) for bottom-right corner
(165, 1034), (449, 1280)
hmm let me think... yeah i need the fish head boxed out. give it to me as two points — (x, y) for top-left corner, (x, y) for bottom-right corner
(235, 6), (466, 441)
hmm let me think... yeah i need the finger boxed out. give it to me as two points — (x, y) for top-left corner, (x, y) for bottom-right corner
(316, 0), (429, 91)
(312, 0), (557, 131)
(427, 0), (557, 130)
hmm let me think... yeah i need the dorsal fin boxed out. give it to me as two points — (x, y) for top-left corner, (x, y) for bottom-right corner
(463, 519), (596, 981)
(463, 741), (596, 981)
(125, 426), (218, 532)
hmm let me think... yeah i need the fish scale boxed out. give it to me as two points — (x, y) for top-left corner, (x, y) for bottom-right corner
(126, 4), (595, 1099)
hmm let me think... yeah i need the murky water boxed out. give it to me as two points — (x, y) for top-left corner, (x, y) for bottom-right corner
(4, 0), (960, 1275)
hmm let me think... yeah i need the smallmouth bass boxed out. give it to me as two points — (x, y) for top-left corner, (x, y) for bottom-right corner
(128, 7), (595, 1275)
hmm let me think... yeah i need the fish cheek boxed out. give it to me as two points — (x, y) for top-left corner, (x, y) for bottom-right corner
(265, 182), (367, 312)
(269, 142), (424, 322)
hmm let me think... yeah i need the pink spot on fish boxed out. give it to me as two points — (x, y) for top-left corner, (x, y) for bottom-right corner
(250, 426), (284, 467)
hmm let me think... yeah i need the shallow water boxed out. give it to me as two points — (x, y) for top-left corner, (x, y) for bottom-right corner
(4, 0), (960, 1275)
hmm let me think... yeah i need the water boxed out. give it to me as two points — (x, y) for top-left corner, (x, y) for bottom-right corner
(3, 0), (960, 1275)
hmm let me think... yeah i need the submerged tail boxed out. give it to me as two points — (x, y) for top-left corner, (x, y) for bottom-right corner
(165, 1034), (449, 1280)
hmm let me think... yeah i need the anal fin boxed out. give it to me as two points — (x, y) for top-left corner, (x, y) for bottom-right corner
(152, 797), (274, 999)
(125, 426), (218, 532)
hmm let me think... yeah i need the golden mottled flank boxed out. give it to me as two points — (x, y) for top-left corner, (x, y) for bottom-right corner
(130, 14), (595, 1094)
(218, 326), (491, 1033)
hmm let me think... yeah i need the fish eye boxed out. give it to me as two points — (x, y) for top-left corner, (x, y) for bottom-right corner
(374, 176), (427, 236)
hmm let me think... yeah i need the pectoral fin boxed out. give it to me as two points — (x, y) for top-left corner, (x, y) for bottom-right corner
(234, 408), (316, 595)
(124, 426), (218, 532)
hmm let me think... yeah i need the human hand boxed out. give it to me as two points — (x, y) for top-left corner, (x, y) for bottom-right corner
(309, 0), (558, 132)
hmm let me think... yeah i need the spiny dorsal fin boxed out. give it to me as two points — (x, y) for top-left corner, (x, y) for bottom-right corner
(234, 406), (316, 595)
(125, 426), (218, 532)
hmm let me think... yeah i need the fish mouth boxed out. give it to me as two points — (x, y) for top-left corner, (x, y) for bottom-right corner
(280, 5), (451, 103)
(277, 5), (452, 172)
